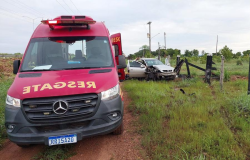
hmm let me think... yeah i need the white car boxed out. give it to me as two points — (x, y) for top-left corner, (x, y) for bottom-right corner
(127, 58), (176, 80)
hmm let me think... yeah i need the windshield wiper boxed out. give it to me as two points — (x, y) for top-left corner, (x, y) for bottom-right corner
(62, 67), (102, 70)
(21, 69), (59, 72)
(21, 67), (102, 72)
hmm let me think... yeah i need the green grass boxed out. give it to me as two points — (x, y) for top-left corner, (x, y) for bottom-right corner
(0, 77), (13, 147)
(123, 78), (250, 159)
(32, 144), (76, 160)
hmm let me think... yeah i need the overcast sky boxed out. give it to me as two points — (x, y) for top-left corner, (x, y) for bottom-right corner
(0, 0), (250, 55)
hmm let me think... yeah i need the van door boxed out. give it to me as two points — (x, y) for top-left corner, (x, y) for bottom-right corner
(110, 33), (126, 81)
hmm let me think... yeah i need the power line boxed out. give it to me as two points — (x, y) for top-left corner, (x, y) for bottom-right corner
(3, 0), (41, 17)
(70, 0), (81, 14)
(13, 0), (45, 17)
(56, 0), (71, 14)
(0, 7), (32, 22)
(0, 6), (21, 15)
(63, 0), (75, 14)
(0, 10), (32, 23)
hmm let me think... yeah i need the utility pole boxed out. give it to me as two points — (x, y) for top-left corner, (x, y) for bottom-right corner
(164, 32), (166, 49)
(216, 35), (218, 55)
(158, 42), (160, 60)
(22, 16), (43, 31)
(147, 21), (152, 54)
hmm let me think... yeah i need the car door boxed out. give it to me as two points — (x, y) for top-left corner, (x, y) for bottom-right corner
(110, 33), (125, 81)
(128, 61), (146, 78)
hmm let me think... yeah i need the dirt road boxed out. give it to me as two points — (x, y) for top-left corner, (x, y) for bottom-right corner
(0, 91), (146, 160)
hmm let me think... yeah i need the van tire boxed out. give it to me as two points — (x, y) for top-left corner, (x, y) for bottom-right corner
(16, 144), (30, 148)
(113, 122), (124, 135)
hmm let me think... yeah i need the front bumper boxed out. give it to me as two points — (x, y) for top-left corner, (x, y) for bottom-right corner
(5, 95), (123, 145)
(158, 72), (176, 77)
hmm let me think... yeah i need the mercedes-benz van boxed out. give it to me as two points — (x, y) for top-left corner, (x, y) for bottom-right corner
(5, 15), (126, 147)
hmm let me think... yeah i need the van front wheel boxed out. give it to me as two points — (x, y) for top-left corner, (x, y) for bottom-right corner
(113, 122), (124, 135)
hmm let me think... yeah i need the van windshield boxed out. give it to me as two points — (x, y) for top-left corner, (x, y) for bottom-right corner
(20, 37), (114, 71)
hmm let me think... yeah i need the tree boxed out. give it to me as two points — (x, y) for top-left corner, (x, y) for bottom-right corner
(243, 50), (250, 56)
(201, 50), (205, 55)
(234, 52), (242, 59)
(192, 49), (199, 57)
(184, 50), (192, 57)
(166, 48), (175, 57)
(172, 49), (181, 58)
(219, 45), (233, 60)
(141, 45), (149, 50)
(127, 54), (136, 60)
(144, 50), (152, 58)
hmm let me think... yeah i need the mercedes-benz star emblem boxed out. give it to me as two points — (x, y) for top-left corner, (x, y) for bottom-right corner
(53, 101), (68, 115)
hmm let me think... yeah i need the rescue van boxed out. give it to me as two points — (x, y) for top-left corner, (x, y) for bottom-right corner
(5, 15), (126, 147)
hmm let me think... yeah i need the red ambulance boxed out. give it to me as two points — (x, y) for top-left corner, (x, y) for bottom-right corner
(5, 15), (126, 147)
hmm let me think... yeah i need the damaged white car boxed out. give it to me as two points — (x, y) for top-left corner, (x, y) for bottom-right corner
(127, 58), (176, 80)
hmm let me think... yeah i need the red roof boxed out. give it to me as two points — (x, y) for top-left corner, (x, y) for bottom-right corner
(31, 21), (109, 38)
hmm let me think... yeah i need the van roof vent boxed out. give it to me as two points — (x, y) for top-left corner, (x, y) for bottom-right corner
(75, 16), (86, 19)
(61, 16), (72, 19)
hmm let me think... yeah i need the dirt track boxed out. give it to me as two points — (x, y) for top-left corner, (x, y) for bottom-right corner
(0, 90), (146, 160)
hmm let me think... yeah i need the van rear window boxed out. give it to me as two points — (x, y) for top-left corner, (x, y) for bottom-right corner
(20, 37), (113, 72)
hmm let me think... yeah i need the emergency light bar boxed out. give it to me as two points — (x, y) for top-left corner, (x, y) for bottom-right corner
(41, 15), (96, 30)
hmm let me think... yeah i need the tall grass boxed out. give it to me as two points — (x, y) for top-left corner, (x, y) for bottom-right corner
(0, 78), (13, 147)
(123, 78), (248, 159)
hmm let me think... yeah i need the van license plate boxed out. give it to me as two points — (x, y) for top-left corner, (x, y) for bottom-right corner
(48, 134), (77, 146)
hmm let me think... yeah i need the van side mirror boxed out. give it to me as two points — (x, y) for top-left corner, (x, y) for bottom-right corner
(13, 60), (20, 74)
(117, 55), (127, 69)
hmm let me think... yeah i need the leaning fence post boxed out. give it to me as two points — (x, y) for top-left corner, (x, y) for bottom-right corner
(185, 58), (191, 78)
(248, 54), (250, 95)
(176, 55), (180, 66)
(205, 54), (212, 85)
(176, 55), (180, 76)
(220, 56), (224, 91)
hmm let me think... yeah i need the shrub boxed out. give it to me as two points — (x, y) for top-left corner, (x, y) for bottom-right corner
(241, 56), (249, 62)
(200, 56), (206, 64)
(236, 60), (243, 65)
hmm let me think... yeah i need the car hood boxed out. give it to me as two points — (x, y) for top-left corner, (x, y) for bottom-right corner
(152, 65), (174, 72)
(8, 68), (118, 100)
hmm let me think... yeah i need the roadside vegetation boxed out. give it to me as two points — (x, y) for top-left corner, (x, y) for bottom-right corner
(0, 78), (13, 147)
(32, 144), (76, 160)
(0, 57), (20, 147)
(123, 75), (250, 159)
(1, 54), (250, 159)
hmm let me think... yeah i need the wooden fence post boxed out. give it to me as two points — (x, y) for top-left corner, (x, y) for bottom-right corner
(248, 54), (250, 95)
(205, 55), (212, 85)
(220, 56), (224, 91)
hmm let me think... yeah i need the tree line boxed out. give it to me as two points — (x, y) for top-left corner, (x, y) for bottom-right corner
(127, 45), (250, 61)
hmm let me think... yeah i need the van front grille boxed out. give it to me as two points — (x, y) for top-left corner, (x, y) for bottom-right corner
(22, 94), (99, 123)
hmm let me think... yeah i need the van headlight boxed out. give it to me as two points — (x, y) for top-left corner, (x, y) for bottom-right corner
(6, 95), (20, 107)
(101, 84), (120, 100)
